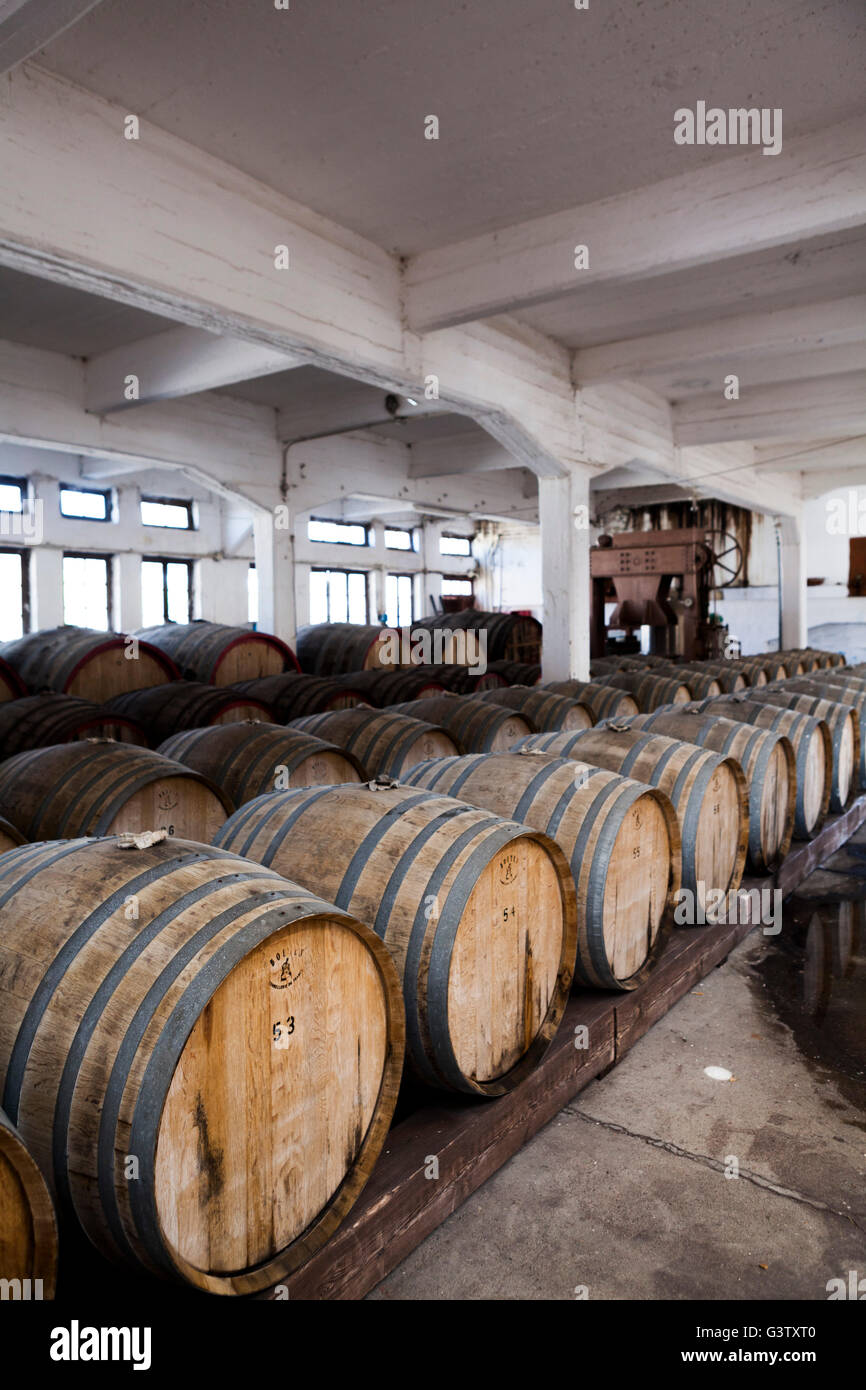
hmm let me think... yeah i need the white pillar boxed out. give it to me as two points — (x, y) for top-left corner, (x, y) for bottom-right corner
(777, 513), (807, 649)
(30, 547), (65, 629)
(538, 468), (591, 681)
(116, 552), (142, 632)
(253, 507), (296, 643)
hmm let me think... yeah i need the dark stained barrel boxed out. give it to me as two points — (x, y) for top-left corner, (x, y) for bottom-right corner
(542, 680), (640, 720)
(103, 681), (272, 745)
(158, 722), (363, 806)
(599, 671), (693, 710)
(0, 657), (26, 702)
(134, 621), (299, 686)
(287, 708), (461, 777)
(232, 673), (371, 717)
(476, 685), (594, 731)
(410, 609), (542, 665)
(330, 669), (450, 705)
(0, 815), (25, 853)
(295, 623), (401, 674)
(0, 627), (178, 700)
(0, 692), (147, 756)
(482, 661), (542, 686)
(388, 696), (533, 751)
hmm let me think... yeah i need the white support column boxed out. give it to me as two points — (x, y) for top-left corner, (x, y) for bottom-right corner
(253, 509), (296, 644)
(538, 468), (592, 681)
(777, 513), (808, 650)
(116, 552), (142, 632)
(30, 547), (64, 630)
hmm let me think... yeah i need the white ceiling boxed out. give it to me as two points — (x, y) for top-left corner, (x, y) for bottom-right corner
(37, 0), (866, 255)
(0, 265), (172, 356)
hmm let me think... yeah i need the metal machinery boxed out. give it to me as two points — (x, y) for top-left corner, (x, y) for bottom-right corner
(589, 526), (744, 661)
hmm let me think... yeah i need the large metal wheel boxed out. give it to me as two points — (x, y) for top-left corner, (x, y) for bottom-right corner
(703, 531), (744, 588)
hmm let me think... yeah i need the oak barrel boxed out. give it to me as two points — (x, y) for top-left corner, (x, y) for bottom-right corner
(677, 662), (747, 693)
(0, 692), (147, 757)
(214, 782), (576, 1094)
(287, 708), (460, 778)
(134, 621), (299, 686)
(0, 627), (178, 700)
(0, 741), (231, 841)
(513, 726), (748, 904)
(722, 688), (858, 813)
(732, 656), (786, 684)
(0, 835), (403, 1295)
(331, 669), (450, 705)
(103, 681), (272, 745)
(620, 709), (795, 873)
(412, 664), (508, 694)
(231, 673), (371, 717)
(0, 816), (26, 854)
(158, 722), (363, 806)
(599, 671), (692, 710)
(476, 685), (593, 731)
(542, 680), (640, 720)
(295, 623), (401, 674)
(0, 658), (26, 702)
(0, 1106), (57, 1298)
(644, 664), (723, 699)
(771, 676), (866, 784)
(410, 609), (542, 665)
(388, 696), (533, 751)
(483, 661), (542, 686)
(687, 697), (831, 839)
(404, 753), (680, 991)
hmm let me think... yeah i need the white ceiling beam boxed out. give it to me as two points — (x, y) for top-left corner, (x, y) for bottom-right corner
(0, 0), (105, 74)
(673, 372), (866, 446)
(754, 436), (866, 476)
(408, 432), (518, 478)
(802, 465), (866, 497)
(405, 118), (866, 332)
(574, 297), (866, 387)
(86, 325), (305, 414)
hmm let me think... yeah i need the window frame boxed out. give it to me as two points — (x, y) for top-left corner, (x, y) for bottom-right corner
(310, 566), (371, 624)
(0, 546), (31, 635)
(385, 570), (416, 627)
(384, 526), (417, 552)
(307, 517), (370, 548)
(439, 532), (474, 558)
(59, 484), (112, 523)
(140, 495), (196, 531)
(62, 550), (114, 630)
(0, 475), (26, 513)
(141, 555), (195, 626)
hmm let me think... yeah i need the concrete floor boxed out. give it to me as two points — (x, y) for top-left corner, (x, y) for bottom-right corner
(370, 849), (866, 1301)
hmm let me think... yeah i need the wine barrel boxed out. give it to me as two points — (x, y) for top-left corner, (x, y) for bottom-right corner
(103, 681), (272, 746)
(388, 696), (533, 751)
(542, 680), (640, 720)
(0, 657), (26, 702)
(295, 623), (401, 674)
(0, 627), (178, 700)
(0, 835), (403, 1295)
(733, 656), (786, 684)
(475, 685), (594, 731)
(0, 741), (231, 841)
(134, 621), (299, 686)
(287, 708), (460, 778)
(410, 609), (542, 665)
(619, 710), (795, 873)
(599, 671), (692, 710)
(687, 697), (831, 840)
(404, 753), (680, 991)
(410, 664), (508, 694)
(0, 1106), (57, 1298)
(513, 726), (748, 904)
(158, 722), (363, 806)
(214, 782), (576, 1094)
(0, 692), (147, 757)
(483, 661), (542, 686)
(643, 664), (723, 699)
(772, 676), (866, 784)
(678, 662), (747, 693)
(0, 816), (26, 853)
(331, 669), (450, 705)
(231, 673), (371, 717)
(722, 689), (858, 813)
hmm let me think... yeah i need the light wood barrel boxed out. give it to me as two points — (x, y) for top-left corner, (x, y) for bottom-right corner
(724, 688), (858, 813)
(0, 816), (26, 854)
(158, 722), (363, 806)
(732, 656), (786, 684)
(476, 685), (594, 731)
(513, 726), (748, 905)
(773, 676), (866, 784)
(103, 681), (272, 745)
(688, 697), (831, 839)
(410, 609), (542, 665)
(0, 657), (26, 702)
(679, 662), (748, 693)
(646, 664), (723, 699)
(621, 710), (795, 873)
(231, 673), (371, 716)
(0, 835), (403, 1295)
(404, 753), (680, 991)
(134, 621), (299, 686)
(542, 680), (640, 720)
(600, 671), (693, 710)
(0, 627), (178, 700)
(0, 692), (147, 757)
(287, 708), (460, 777)
(0, 1106), (58, 1298)
(215, 783), (576, 1095)
(296, 623), (401, 674)
(388, 696), (533, 751)
(331, 669), (450, 704)
(0, 741), (232, 841)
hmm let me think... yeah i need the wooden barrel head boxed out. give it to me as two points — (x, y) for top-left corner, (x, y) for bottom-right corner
(155, 912), (391, 1275)
(692, 760), (744, 900)
(0, 1108), (58, 1297)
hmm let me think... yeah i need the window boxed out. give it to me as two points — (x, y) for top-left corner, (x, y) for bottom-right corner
(0, 477), (25, 513)
(310, 568), (369, 624)
(141, 558), (193, 626)
(0, 549), (29, 640)
(247, 564), (258, 625)
(440, 533), (473, 557)
(441, 577), (473, 598)
(60, 486), (111, 521)
(385, 527), (416, 552)
(307, 518), (369, 547)
(140, 496), (195, 530)
(386, 572), (414, 628)
(63, 552), (112, 630)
